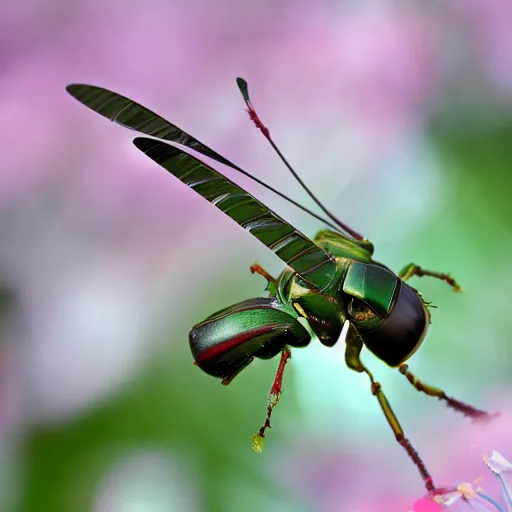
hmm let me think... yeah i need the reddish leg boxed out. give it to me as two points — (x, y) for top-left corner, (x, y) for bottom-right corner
(251, 349), (291, 452)
(365, 368), (436, 492)
(250, 262), (277, 284)
(345, 324), (435, 492)
(399, 364), (498, 422)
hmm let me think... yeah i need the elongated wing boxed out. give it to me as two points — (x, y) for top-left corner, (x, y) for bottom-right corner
(132, 137), (337, 290)
(66, 83), (360, 237)
(66, 84), (238, 170)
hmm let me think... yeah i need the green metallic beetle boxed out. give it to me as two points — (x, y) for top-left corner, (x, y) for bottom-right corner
(66, 78), (494, 492)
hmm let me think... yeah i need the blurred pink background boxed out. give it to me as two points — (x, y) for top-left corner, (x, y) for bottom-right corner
(1, 1), (511, 511)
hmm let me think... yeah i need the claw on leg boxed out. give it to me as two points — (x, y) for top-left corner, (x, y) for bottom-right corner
(251, 349), (291, 452)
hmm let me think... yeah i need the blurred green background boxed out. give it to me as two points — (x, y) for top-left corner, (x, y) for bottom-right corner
(0, 1), (511, 511)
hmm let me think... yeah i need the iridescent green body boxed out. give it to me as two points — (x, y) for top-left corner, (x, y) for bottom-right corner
(63, 81), (431, 379)
(276, 229), (375, 348)
(276, 229), (429, 367)
(65, 80), (492, 492)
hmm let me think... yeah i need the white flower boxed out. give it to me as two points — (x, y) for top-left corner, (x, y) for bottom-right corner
(484, 451), (512, 512)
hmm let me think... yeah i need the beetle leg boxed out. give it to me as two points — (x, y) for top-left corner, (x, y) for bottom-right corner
(399, 263), (462, 292)
(250, 262), (277, 284)
(364, 368), (436, 492)
(345, 324), (436, 493)
(251, 348), (292, 452)
(398, 364), (498, 422)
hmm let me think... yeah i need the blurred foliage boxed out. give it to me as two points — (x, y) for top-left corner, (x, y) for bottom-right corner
(0, 284), (14, 325)
(432, 116), (512, 238)
(431, 118), (512, 379)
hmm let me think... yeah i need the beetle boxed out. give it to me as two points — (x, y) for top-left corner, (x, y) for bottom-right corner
(66, 78), (495, 492)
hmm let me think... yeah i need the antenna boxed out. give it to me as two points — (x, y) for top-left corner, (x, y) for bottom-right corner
(236, 77), (364, 241)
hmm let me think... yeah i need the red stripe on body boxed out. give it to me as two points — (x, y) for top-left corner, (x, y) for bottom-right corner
(196, 324), (281, 363)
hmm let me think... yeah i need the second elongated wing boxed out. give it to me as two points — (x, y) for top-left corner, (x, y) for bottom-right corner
(132, 137), (337, 291)
(66, 84), (236, 169)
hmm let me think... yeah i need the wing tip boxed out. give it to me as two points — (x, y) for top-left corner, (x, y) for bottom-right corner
(65, 83), (107, 98)
(65, 83), (81, 96)
(133, 137), (177, 159)
(65, 83), (97, 100)
(132, 136), (154, 153)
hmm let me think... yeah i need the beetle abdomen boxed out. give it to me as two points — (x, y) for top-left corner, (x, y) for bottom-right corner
(190, 297), (310, 379)
(359, 282), (429, 367)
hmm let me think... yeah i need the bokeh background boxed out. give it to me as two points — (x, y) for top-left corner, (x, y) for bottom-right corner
(1, 1), (511, 511)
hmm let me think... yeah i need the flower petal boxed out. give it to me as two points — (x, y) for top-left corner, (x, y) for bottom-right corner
(486, 452), (512, 474)
(484, 451), (512, 511)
